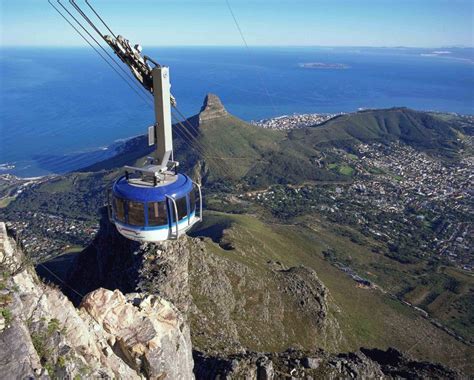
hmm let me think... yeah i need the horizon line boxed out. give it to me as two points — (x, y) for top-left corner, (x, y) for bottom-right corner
(1, 44), (473, 49)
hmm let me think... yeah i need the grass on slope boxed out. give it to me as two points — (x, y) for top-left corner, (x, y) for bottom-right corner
(189, 211), (473, 374)
(301, 215), (474, 342)
(290, 108), (462, 158)
(197, 115), (284, 180)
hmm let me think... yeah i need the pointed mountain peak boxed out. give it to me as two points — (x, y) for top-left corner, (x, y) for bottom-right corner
(199, 93), (228, 123)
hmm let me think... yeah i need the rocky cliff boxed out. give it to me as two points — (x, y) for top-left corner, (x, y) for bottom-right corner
(199, 93), (229, 123)
(0, 222), (194, 379)
(193, 347), (461, 379)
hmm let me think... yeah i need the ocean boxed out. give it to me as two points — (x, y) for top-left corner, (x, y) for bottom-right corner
(0, 46), (473, 177)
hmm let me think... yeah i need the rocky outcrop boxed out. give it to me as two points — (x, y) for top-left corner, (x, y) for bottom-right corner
(277, 265), (330, 327)
(188, 238), (343, 355)
(199, 93), (229, 123)
(0, 222), (194, 379)
(137, 238), (192, 314)
(193, 347), (461, 379)
(66, 208), (191, 314)
(80, 288), (194, 379)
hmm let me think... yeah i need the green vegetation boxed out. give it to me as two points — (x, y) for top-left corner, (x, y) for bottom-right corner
(190, 211), (473, 372)
(30, 317), (68, 379)
(338, 165), (354, 176)
(0, 196), (16, 208)
(197, 114), (285, 180)
(328, 163), (354, 175)
(300, 108), (463, 157)
(1, 308), (12, 325)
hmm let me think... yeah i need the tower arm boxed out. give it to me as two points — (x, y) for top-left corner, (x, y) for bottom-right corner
(103, 35), (176, 106)
(102, 34), (176, 170)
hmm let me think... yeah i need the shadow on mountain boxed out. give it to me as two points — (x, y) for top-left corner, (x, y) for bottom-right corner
(188, 217), (235, 250)
(61, 207), (143, 305)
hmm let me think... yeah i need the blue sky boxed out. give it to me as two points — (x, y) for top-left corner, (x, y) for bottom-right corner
(1, 0), (473, 47)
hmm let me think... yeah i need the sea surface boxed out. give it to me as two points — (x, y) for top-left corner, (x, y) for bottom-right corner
(1, 46), (473, 177)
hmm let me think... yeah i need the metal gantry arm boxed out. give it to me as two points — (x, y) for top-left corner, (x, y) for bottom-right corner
(100, 33), (176, 105)
(63, 0), (176, 173)
(103, 34), (155, 93)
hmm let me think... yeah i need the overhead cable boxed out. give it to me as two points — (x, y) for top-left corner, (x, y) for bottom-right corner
(48, 0), (151, 109)
(57, 0), (154, 106)
(85, 0), (117, 38)
(225, 0), (278, 115)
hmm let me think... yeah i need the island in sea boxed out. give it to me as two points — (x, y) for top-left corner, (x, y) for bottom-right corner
(299, 62), (350, 69)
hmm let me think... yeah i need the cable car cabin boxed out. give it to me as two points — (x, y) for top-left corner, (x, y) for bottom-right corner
(109, 173), (202, 242)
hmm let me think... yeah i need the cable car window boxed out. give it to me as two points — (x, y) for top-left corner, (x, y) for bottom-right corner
(114, 197), (126, 222)
(148, 202), (168, 226)
(189, 189), (196, 213)
(176, 197), (188, 221)
(128, 201), (145, 226)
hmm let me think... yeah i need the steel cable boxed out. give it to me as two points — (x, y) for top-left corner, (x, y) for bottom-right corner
(85, 0), (117, 38)
(58, 0), (154, 106)
(49, 0), (152, 109)
(70, 0), (106, 38)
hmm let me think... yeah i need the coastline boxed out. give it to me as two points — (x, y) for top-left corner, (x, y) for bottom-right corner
(3, 109), (473, 179)
(0, 136), (135, 179)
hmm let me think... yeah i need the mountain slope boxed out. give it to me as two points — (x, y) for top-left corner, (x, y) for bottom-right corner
(291, 107), (462, 155)
(194, 94), (284, 180)
(187, 212), (473, 372)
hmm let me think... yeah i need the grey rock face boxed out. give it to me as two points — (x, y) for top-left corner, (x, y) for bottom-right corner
(199, 93), (229, 123)
(66, 209), (192, 315)
(193, 347), (462, 380)
(0, 221), (194, 379)
(0, 321), (45, 379)
(277, 266), (329, 328)
(138, 237), (192, 314)
(301, 357), (321, 369)
(81, 288), (194, 379)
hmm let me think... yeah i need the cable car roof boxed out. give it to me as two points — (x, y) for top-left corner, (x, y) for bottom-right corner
(113, 174), (193, 202)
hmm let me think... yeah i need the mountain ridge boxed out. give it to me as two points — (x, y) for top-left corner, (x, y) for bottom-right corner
(78, 95), (466, 185)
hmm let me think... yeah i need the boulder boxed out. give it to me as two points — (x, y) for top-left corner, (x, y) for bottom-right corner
(81, 288), (194, 379)
(0, 223), (194, 379)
